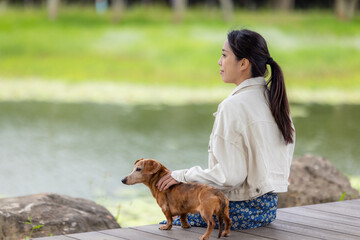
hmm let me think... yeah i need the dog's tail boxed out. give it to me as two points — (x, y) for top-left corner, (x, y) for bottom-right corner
(217, 193), (227, 238)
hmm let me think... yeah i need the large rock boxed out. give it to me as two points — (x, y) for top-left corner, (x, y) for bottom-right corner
(278, 154), (360, 208)
(0, 193), (120, 239)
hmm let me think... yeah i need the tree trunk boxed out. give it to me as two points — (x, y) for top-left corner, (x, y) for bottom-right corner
(47, 0), (60, 21)
(219, 0), (234, 22)
(0, 0), (9, 14)
(172, 0), (187, 23)
(112, 0), (126, 23)
(335, 0), (358, 20)
(205, 0), (217, 8)
(141, 0), (153, 6)
(271, 0), (294, 11)
(24, 0), (34, 8)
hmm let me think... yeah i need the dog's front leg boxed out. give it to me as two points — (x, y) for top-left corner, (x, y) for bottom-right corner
(159, 208), (173, 230)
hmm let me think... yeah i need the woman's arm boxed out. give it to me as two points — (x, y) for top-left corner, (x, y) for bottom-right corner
(158, 134), (248, 191)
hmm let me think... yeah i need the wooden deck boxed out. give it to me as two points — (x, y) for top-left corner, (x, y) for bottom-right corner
(34, 199), (360, 240)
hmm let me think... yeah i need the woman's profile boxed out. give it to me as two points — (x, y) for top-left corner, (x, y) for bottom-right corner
(157, 29), (295, 230)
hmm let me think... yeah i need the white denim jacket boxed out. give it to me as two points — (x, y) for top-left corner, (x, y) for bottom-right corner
(171, 77), (295, 201)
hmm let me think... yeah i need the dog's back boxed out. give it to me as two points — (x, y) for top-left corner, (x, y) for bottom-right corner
(164, 182), (224, 214)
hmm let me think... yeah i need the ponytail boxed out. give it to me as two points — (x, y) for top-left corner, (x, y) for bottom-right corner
(267, 58), (294, 144)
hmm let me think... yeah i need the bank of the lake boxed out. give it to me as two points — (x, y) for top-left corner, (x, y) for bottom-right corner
(1, 79), (360, 105)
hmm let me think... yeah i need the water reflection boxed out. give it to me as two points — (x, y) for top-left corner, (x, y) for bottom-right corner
(0, 102), (359, 199)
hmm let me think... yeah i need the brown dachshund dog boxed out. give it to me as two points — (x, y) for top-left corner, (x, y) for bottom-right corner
(122, 158), (231, 240)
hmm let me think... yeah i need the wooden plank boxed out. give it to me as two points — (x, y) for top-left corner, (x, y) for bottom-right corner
(100, 228), (173, 240)
(344, 199), (360, 203)
(32, 235), (76, 240)
(279, 206), (360, 227)
(239, 225), (319, 240)
(65, 231), (125, 240)
(268, 219), (360, 240)
(340, 199), (360, 207)
(131, 224), (197, 240)
(32, 200), (360, 240)
(305, 201), (360, 218)
(171, 226), (221, 240)
(172, 225), (273, 240)
(276, 211), (360, 237)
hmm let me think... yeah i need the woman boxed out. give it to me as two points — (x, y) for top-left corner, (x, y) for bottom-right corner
(157, 29), (295, 230)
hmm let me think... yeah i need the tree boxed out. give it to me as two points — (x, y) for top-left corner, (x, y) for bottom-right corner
(112, 0), (126, 23)
(47, 0), (59, 21)
(219, 0), (234, 22)
(172, 0), (187, 23)
(335, 0), (359, 20)
(0, 0), (8, 14)
(270, 0), (294, 11)
(141, 0), (153, 5)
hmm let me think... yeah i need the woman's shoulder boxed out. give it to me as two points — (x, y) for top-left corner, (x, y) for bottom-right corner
(217, 88), (272, 122)
(220, 89), (263, 111)
(216, 96), (248, 121)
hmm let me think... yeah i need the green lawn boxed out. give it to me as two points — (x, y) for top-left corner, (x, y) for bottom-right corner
(0, 5), (360, 91)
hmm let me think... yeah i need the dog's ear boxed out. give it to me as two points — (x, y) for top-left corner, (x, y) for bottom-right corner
(134, 158), (144, 165)
(143, 159), (161, 175)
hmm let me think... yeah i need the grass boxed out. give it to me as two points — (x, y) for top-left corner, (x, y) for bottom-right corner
(2, 79), (360, 105)
(349, 176), (360, 193)
(97, 189), (165, 228)
(0, 5), (360, 93)
(24, 217), (44, 240)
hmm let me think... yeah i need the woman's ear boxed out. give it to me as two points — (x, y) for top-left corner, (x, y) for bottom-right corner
(239, 58), (252, 78)
(241, 58), (250, 69)
(143, 159), (162, 175)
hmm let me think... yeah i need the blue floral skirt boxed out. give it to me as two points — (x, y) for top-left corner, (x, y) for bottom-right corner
(160, 192), (278, 230)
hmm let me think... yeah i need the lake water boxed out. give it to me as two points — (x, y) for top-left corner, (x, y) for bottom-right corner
(1, 101), (359, 225)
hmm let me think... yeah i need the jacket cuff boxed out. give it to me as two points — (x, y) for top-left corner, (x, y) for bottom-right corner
(171, 169), (188, 183)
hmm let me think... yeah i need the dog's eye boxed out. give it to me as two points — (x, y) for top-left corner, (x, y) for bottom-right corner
(136, 167), (141, 172)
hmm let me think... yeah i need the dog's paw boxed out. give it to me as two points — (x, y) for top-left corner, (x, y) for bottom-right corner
(221, 231), (230, 237)
(199, 235), (209, 240)
(181, 222), (191, 229)
(159, 224), (172, 230)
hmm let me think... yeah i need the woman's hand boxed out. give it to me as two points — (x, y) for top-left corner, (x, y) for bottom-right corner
(156, 170), (180, 191)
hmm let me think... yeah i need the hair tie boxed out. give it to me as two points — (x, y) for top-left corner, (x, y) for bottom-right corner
(267, 57), (274, 65)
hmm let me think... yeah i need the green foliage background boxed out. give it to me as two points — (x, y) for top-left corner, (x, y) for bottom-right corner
(1, 5), (360, 91)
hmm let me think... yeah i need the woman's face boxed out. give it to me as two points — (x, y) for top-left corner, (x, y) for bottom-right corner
(218, 40), (248, 85)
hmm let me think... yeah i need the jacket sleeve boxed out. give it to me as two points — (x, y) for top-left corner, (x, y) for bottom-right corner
(171, 133), (248, 191)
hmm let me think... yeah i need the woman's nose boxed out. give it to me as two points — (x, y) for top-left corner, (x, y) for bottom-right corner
(218, 58), (222, 66)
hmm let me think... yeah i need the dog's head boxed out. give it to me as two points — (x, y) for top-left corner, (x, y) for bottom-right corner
(121, 158), (162, 185)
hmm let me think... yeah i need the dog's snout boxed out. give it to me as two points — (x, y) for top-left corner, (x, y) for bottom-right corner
(121, 177), (127, 184)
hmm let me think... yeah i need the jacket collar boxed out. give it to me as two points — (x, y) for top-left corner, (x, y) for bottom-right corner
(230, 77), (267, 96)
